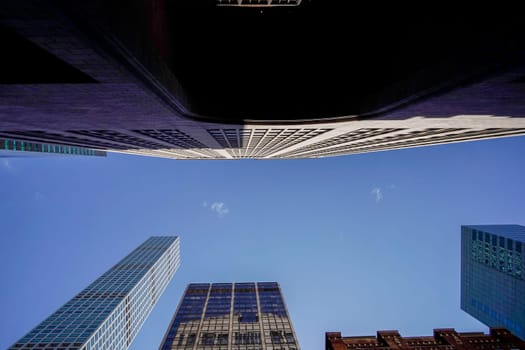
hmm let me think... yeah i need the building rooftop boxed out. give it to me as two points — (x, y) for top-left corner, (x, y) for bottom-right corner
(463, 225), (525, 241)
(326, 328), (525, 350)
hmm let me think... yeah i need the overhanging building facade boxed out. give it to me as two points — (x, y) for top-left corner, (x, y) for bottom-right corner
(1, 2), (525, 159)
(8, 236), (181, 350)
(461, 225), (525, 340)
(160, 282), (299, 350)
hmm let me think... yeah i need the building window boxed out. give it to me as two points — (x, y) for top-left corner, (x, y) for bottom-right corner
(234, 332), (260, 345)
(271, 331), (282, 344)
(201, 333), (215, 345)
(187, 334), (196, 346)
(217, 334), (228, 345)
(285, 333), (295, 343)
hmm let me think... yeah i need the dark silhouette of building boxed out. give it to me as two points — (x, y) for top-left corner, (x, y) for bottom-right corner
(326, 328), (525, 350)
(1, 1), (525, 159)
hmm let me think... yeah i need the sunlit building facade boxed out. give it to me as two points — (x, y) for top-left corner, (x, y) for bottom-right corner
(160, 282), (299, 350)
(9, 236), (181, 350)
(461, 225), (525, 340)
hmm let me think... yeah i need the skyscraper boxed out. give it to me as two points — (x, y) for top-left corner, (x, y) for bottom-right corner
(159, 282), (299, 350)
(326, 328), (525, 350)
(461, 225), (525, 340)
(8, 236), (181, 350)
(1, 2), (525, 159)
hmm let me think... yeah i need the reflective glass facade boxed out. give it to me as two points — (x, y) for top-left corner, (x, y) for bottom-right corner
(0, 138), (106, 157)
(160, 282), (299, 350)
(9, 236), (181, 350)
(461, 225), (525, 340)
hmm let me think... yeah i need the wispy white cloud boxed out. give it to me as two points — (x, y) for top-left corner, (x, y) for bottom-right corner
(202, 201), (208, 208)
(371, 187), (383, 202)
(2, 159), (12, 171)
(210, 201), (229, 217)
(389, 184), (396, 189)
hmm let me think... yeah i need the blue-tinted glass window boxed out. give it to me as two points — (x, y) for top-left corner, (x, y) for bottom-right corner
(205, 285), (232, 318)
(234, 283), (257, 323)
(516, 241), (522, 253)
(499, 237), (505, 248)
(186, 334), (196, 346)
(201, 333), (215, 345)
(217, 334), (228, 345)
(271, 331), (282, 344)
(507, 239), (513, 250)
(485, 233), (490, 243)
(285, 333), (295, 343)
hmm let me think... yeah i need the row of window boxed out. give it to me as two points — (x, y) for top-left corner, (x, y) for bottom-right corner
(168, 331), (296, 347)
(1, 138), (102, 156)
(471, 240), (523, 278)
(471, 230), (523, 253)
(470, 298), (523, 336)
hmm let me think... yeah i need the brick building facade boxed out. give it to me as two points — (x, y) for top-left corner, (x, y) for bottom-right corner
(326, 328), (525, 350)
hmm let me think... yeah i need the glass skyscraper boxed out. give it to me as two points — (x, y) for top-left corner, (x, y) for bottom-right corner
(461, 225), (525, 340)
(160, 282), (300, 350)
(9, 236), (181, 350)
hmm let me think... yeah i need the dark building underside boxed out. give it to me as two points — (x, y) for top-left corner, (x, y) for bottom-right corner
(163, 2), (525, 122)
(1, 1), (525, 159)
(2, 1), (524, 124)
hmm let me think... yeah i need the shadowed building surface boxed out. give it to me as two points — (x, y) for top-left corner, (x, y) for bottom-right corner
(326, 328), (525, 350)
(1, 1), (525, 159)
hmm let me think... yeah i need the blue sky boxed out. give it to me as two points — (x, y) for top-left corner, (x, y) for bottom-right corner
(1, 136), (525, 350)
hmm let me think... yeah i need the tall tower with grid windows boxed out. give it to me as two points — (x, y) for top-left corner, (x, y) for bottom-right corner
(461, 225), (525, 340)
(8, 236), (181, 350)
(160, 282), (299, 350)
